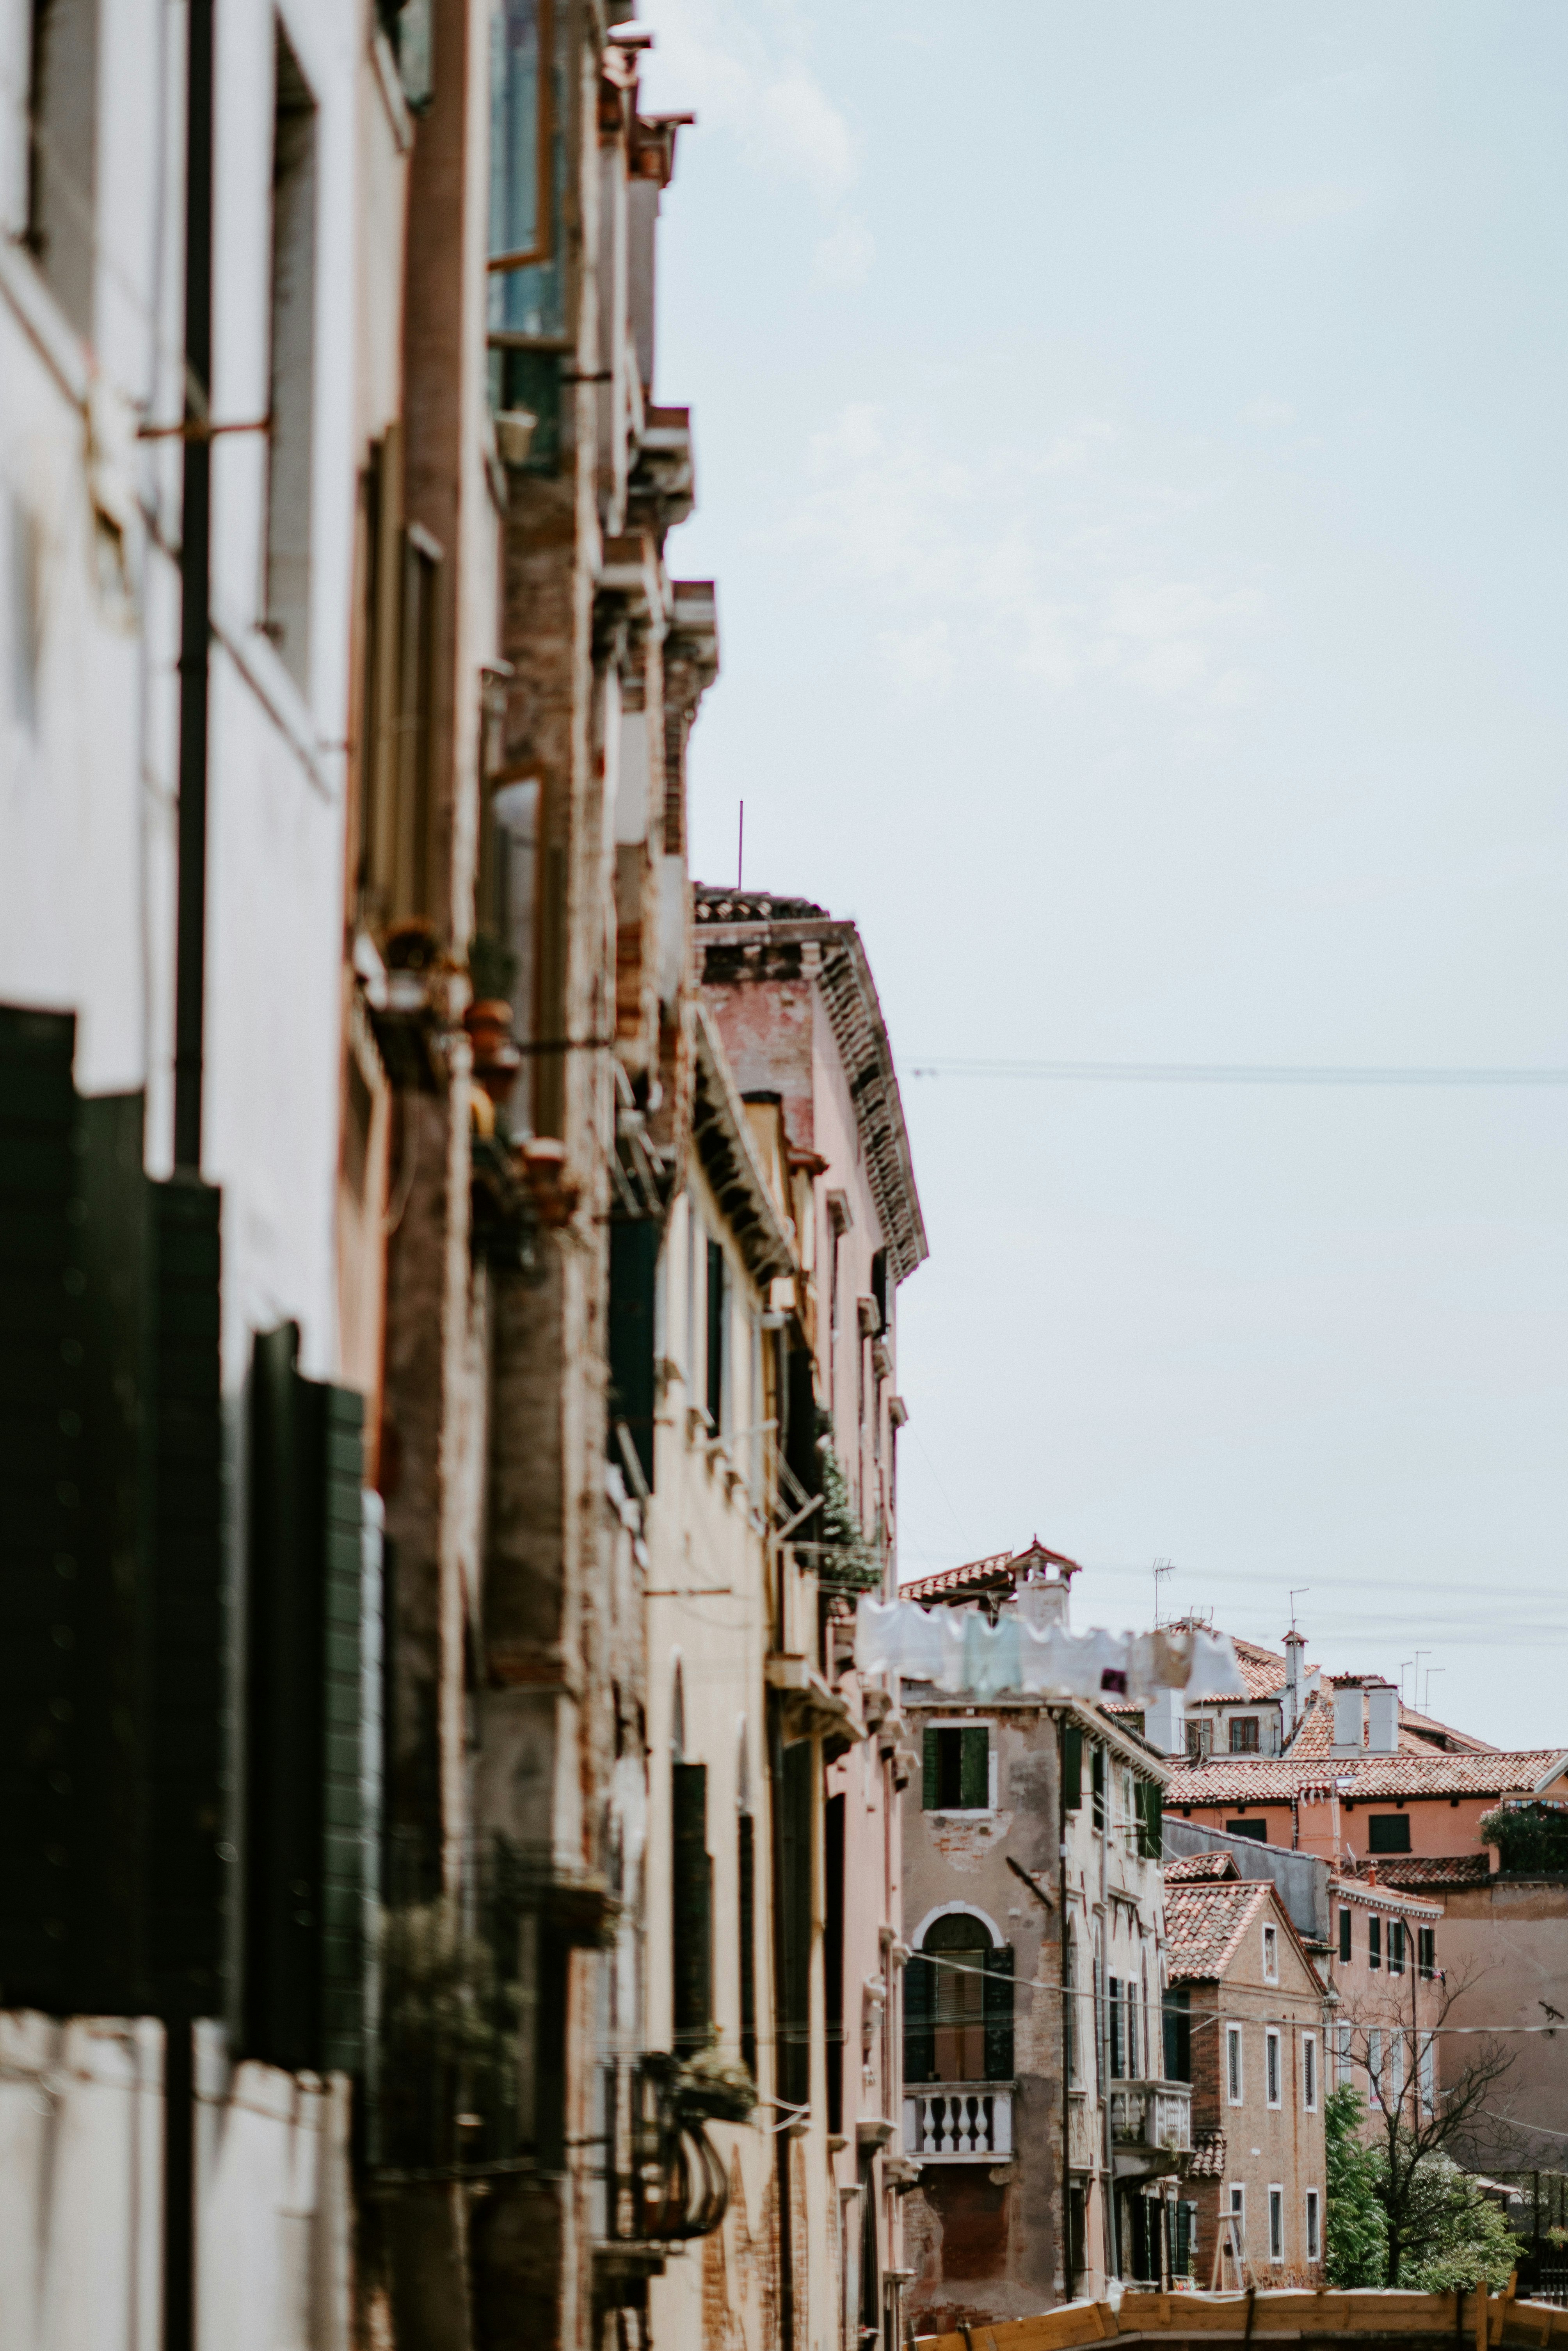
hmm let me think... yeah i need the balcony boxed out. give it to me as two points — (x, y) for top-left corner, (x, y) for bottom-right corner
(1109, 2079), (1191, 2177)
(903, 2085), (1013, 2163)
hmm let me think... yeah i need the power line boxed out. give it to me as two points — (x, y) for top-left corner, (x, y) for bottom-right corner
(908, 1060), (1568, 1087)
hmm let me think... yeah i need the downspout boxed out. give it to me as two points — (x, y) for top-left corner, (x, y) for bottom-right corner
(167, 13), (213, 2348)
(173, 0), (213, 1170)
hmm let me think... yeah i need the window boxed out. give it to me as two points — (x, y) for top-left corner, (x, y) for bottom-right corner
(1418, 1926), (1436, 1980)
(1368, 1814), (1412, 1855)
(1302, 2031), (1318, 2113)
(1268, 2187), (1284, 2264)
(1063, 1723), (1083, 1810)
(265, 33), (318, 695)
(1338, 1907), (1352, 1965)
(1266, 2027), (1281, 2108)
(922, 1725), (989, 1812)
(1108, 1976), (1124, 2078)
(1389, 2034), (1404, 2109)
(1065, 1930), (1079, 2082)
(1419, 2033), (1436, 2117)
(1226, 1817), (1267, 1843)
(1228, 2184), (1246, 2255)
(1368, 2028), (1382, 2088)
(1163, 1983), (1191, 2082)
(705, 1239), (725, 1432)
(26, 0), (98, 337)
(1229, 1716), (1261, 1754)
(1092, 1743), (1106, 1833)
(1127, 1983), (1139, 2079)
(671, 1761), (712, 2054)
(1226, 2023), (1243, 2105)
(1185, 1718), (1213, 1761)
(1388, 1920), (1405, 1976)
(1262, 1925), (1278, 1984)
(1335, 2023), (1353, 2086)
(1368, 1915), (1381, 1970)
(1175, 2200), (1196, 2282)
(1306, 2189), (1321, 2265)
(738, 1810), (756, 2079)
(911, 1915), (1013, 2086)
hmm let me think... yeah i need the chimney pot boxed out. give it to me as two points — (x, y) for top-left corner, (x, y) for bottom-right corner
(1366, 1683), (1399, 1755)
(1333, 1684), (1365, 1753)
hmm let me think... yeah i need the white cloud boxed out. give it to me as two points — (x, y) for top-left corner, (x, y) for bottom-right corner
(641, 0), (857, 202)
(786, 405), (1266, 711)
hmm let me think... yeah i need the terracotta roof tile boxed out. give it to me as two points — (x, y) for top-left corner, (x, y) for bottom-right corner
(1166, 1744), (1560, 1808)
(1188, 2130), (1227, 2179)
(1340, 1855), (1492, 1893)
(900, 1538), (1083, 1606)
(1163, 1881), (1269, 1982)
(1164, 1852), (1240, 1884)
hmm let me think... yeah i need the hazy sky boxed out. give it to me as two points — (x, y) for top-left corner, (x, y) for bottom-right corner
(639, 2), (1568, 1750)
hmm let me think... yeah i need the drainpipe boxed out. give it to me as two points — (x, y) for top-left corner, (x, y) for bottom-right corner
(165, 11), (213, 2351)
(768, 1698), (795, 2348)
(173, 0), (213, 1170)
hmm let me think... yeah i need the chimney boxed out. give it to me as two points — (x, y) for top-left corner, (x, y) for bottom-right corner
(1365, 1682), (1399, 1755)
(1283, 1629), (1305, 1743)
(1144, 1687), (1185, 1757)
(1332, 1683), (1365, 1753)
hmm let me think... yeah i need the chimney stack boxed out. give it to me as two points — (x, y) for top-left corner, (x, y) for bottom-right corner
(1332, 1682), (1365, 1753)
(1283, 1629), (1305, 1743)
(1144, 1687), (1185, 1757)
(1365, 1681), (1399, 1755)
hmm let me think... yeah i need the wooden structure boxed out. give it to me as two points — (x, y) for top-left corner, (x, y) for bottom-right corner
(913, 2285), (1568, 2351)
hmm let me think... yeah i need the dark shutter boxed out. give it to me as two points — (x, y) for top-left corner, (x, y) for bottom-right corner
(960, 1726), (989, 1810)
(738, 1812), (757, 2077)
(1163, 1983), (1191, 2082)
(607, 1217), (658, 1494)
(1108, 1976), (1123, 2077)
(0, 1009), (91, 2005)
(921, 1724), (939, 1811)
(983, 1942), (1014, 2081)
(245, 1325), (371, 2072)
(1137, 1778), (1163, 1860)
(777, 1736), (813, 2107)
(903, 1942), (934, 2084)
(825, 1791), (845, 2133)
(0, 1026), (225, 2022)
(705, 1238), (724, 1431)
(672, 1759), (712, 2052)
(1062, 1723), (1082, 1810)
(1092, 1743), (1106, 1831)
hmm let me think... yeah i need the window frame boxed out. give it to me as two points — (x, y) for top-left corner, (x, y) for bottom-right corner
(1368, 1914), (1381, 1971)
(1338, 1906), (1351, 1965)
(1262, 1923), (1278, 1985)
(1306, 2187), (1321, 2265)
(1417, 1925), (1436, 1981)
(1268, 2185), (1284, 2264)
(1335, 2022), (1353, 2087)
(1302, 2029), (1318, 2113)
(922, 1720), (993, 1815)
(1388, 1919), (1406, 1976)
(1265, 2026), (1282, 2109)
(1228, 1714), (1262, 1754)
(1225, 2021), (1244, 2106)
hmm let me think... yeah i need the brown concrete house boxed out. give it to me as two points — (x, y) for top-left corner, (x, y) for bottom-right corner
(1164, 1854), (1328, 2287)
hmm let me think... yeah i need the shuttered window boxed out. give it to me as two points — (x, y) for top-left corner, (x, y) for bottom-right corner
(1062, 1722), (1082, 1810)
(1108, 1976), (1124, 2077)
(738, 1812), (757, 2078)
(983, 1942), (1014, 2081)
(672, 1760), (712, 2053)
(1136, 1777), (1163, 1859)
(777, 1737), (813, 2107)
(608, 1217), (658, 1492)
(825, 1791), (845, 2132)
(705, 1238), (725, 1432)
(921, 1724), (988, 1810)
(245, 1325), (373, 2074)
(0, 1021), (226, 2020)
(1163, 1983), (1191, 2082)
(903, 1935), (934, 2084)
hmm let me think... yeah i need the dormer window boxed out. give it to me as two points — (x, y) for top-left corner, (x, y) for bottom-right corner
(1229, 1716), (1261, 1754)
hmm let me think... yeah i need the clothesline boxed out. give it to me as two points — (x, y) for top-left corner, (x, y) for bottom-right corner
(854, 1593), (1241, 1704)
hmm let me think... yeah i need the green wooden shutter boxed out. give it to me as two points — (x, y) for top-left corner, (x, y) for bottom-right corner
(1164, 1984), (1191, 2082)
(607, 1217), (659, 1493)
(672, 1759), (712, 2051)
(245, 1325), (370, 2073)
(0, 1009), (90, 2005)
(777, 1736), (813, 2107)
(1062, 1723), (1082, 1810)
(903, 1943), (934, 2084)
(1137, 1778), (1163, 1860)
(960, 1726), (989, 1810)
(983, 1943), (1015, 2081)
(921, 1725), (939, 1811)
(1092, 1742), (1106, 1830)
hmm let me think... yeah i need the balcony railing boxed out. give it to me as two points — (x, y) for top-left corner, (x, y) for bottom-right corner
(903, 2085), (1013, 2162)
(1109, 2079), (1191, 2155)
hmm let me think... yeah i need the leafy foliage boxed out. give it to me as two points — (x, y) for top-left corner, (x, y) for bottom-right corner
(1479, 1803), (1568, 1876)
(814, 1421), (880, 1592)
(1325, 2086), (1389, 2286)
(1325, 2084), (1521, 2290)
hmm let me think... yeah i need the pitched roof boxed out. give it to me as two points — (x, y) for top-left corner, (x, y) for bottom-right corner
(1338, 1855), (1492, 1894)
(1164, 1881), (1271, 1982)
(900, 1538), (1083, 1607)
(1166, 1622), (1289, 1702)
(1164, 1851), (1241, 1884)
(1188, 2130), (1227, 2179)
(1167, 1732), (1563, 1808)
(1282, 1688), (1496, 1762)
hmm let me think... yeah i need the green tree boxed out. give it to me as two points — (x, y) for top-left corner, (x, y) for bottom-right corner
(1396, 2159), (1520, 2293)
(1325, 2086), (1388, 2286)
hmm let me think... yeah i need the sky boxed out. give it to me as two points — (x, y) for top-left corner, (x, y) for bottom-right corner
(638, 1), (1568, 1750)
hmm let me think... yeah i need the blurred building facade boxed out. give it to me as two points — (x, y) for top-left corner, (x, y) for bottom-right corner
(0, 5), (926, 2349)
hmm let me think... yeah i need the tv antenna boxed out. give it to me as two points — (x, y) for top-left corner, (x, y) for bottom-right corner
(1288, 1587), (1310, 1630)
(1152, 1558), (1175, 1627)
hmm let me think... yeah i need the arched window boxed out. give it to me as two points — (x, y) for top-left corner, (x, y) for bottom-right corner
(904, 1910), (1014, 2086)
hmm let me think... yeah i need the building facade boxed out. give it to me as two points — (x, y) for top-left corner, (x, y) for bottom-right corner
(897, 1547), (1182, 2334)
(1163, 1854), (1328, 2289)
